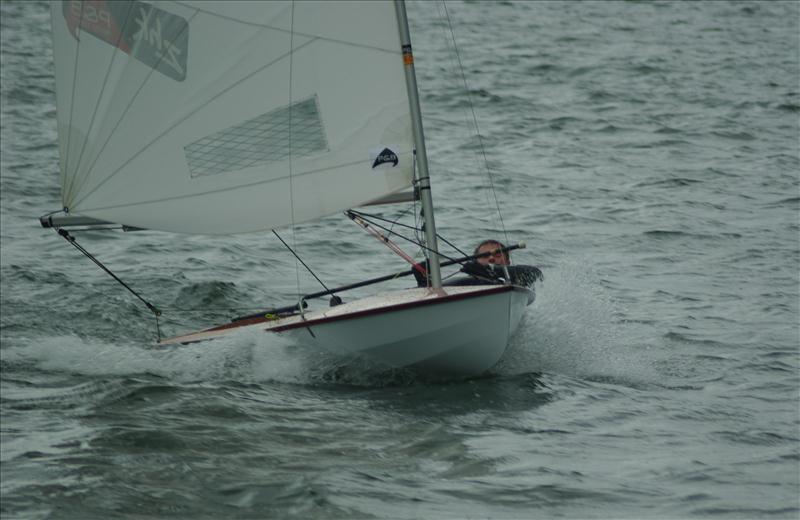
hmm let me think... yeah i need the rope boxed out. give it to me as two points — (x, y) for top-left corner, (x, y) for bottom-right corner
(272, 230), (335, 296)
(347, 210), (468, 261)
(285, 2), (312, 310)
(441, 1), (509, 245)
(347, 211), (458, 264)
(56, 229), (162, 341)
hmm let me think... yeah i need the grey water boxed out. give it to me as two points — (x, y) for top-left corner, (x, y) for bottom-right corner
(1, 0), (798, 518)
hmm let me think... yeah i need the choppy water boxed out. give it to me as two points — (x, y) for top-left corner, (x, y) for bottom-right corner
(2, 1), (799, 518)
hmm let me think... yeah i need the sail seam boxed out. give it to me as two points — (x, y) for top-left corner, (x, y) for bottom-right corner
(67, 3), (138, 211)
(62, 0), (86, 208)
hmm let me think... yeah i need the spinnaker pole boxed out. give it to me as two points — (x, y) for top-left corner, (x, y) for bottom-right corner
(394, 0), (442, 289)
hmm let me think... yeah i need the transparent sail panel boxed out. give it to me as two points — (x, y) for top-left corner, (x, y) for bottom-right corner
(185, 97), (328, 178)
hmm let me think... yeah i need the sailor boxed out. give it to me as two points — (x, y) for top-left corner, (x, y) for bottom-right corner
(474, 239), (510, 266)
(413, 239), (541, 287)
(464, 239), (543, 286)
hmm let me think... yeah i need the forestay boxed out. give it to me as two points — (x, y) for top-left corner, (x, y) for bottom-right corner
(51, 1), (414, 234)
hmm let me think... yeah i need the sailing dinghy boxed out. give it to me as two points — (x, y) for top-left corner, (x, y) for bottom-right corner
(41, 0), (541, 376)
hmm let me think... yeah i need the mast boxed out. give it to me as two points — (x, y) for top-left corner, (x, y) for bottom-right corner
(394, 0), (443, 289)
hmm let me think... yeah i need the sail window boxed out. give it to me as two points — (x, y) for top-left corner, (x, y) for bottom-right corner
(184, 97), (328, 178)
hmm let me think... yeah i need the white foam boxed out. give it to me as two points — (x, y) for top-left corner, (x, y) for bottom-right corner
(3, 330), (328, 385)
(495, 259), (658, 384)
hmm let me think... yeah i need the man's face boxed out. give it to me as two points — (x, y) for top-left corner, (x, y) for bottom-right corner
(476, 242), (508, 265)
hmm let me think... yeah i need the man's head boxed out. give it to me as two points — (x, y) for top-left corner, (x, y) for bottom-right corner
(474, 240), (509, 265)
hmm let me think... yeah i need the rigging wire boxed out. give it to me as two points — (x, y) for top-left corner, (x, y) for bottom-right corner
(348, 209), (468, 259)
(412, 152), (424, 258)
(286, 0), (303, 305)
(386, 204), (414, 245)
(272, 230), (334, 296)
(55, 229), (162, 342)
(435, 233), (469, 258)
(349, 209), (421, 234)
(428, 0), (488, 220)
(440, 0), (509, 245)
(438, 1), (515, 336)
(346, 210), (461, 264)
(347, 212), (427, 274)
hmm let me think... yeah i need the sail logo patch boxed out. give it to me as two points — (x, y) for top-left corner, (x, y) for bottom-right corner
(63, 0), (188, 82)
(370, 147), (399, 170)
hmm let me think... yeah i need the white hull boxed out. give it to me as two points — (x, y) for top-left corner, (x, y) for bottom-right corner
(161, 284), (533, 376)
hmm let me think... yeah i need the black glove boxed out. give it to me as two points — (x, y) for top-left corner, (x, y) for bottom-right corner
(411, 261), (430, 287)
(460, 261), (503, 281)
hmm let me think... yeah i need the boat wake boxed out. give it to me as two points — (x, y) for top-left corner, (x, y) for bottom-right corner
(495, 260), (659, 387)
(3, 332), (300, 383)
(4, 329), (448, 388)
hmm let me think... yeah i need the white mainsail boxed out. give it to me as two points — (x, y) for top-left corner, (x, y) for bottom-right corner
(51, 1), (414, 234)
